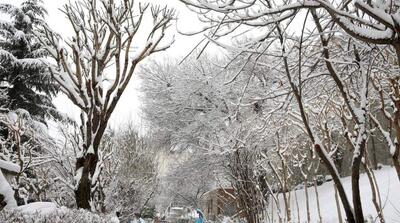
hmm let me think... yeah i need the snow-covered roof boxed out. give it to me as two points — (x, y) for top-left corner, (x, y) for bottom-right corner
(171, 207), (184, 210)
(0, 160), (20, 173)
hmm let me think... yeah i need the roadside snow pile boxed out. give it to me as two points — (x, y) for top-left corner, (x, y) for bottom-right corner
(0, 170), (17, 208)
(219, 216), (246, 223)
(271, 166), (400, 222)
(0, 202), (119, 223)
(17, 202), (58, 215)
(0, 159), (20, 173)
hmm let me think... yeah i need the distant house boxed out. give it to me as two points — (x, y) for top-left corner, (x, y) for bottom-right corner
(200, 188), (244, 221)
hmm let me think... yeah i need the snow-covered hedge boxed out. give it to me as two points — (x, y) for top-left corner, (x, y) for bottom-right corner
(0, 205), (118, 223)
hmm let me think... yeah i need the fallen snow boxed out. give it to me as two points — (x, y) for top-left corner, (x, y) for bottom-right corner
(17, 202), (58, 215)
(0, 160), (20, 173)
(0, 170), (17, 208)
(270, 166), (400, 222)
(1, 203), (120, 222)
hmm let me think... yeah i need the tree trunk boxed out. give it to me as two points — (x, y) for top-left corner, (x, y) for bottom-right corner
(351, 138), (367, 223)
(363, 161), (385, 223)
(392, 77), (400, 182)
(271, 197), (274, 223)
(334, 185), (343, 223)
(352, 166), (363, 223)
(369, 122), (378, 170)
(75, 152), (99, 210)
(315, 144), (355, 223)
(294, 190), (301, 223)
(393, 146), (400, 182)
(313, 178), (322, 223)
(392, 105), (400, 181)
(304, 178), (310, 223)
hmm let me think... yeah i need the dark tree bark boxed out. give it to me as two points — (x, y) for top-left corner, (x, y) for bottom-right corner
(37, 0), (174, 210)
(351, 139), (366, 223)
(75, 153), (98, 209)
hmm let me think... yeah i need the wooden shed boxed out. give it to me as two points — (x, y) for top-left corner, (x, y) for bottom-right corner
(200, 188), (243, 221)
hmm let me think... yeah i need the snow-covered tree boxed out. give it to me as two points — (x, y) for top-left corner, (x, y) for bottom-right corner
(0, 109), (56, 206)
(0, 0), (65, 208)
(158, 151), (217, 209)
(103, 126), (158, 219)
(35, 0), (174, 210)
(0, 0), (58, 123)
(175, 1), (400, 222)
(140, 56), (233, 151)
(140, 54), (278, 222)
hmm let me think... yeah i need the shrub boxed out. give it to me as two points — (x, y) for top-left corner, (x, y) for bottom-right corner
(0, 207), (118, 223)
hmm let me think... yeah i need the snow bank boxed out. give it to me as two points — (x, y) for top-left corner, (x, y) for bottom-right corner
(0, 170), (17, 208)
(0, 160), (20, 173)
(271, 166), (400, 222)
(17, 202), (58, 215)
(0, 203), (119, 223)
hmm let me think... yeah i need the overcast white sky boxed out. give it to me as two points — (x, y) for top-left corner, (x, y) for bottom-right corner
(1, 0), (216, 131)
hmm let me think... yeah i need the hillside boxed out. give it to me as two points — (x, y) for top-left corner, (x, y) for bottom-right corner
(271, 166), (400, 222)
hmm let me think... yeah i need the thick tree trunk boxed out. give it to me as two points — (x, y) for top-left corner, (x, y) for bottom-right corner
(75, 152), (98, 210)
(351, 164), (364, 223)
(393, 146), (400, 182)
(74, 111), (107, 210)
(351, 138), (367, 223)
(315, 144), (355, 223)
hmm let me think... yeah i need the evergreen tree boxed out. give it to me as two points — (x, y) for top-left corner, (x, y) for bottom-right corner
(0, 0), (60, 206)
(0, 0), (58, 123)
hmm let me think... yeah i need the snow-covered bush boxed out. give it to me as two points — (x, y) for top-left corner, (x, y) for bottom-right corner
(0, 109), (60, 206)
(103, 125), (158, 219)
(0, 205), (119, 223)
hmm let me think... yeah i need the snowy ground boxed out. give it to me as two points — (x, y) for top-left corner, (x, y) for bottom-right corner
(0, 202), (119, 223)
(270, 166), (400, 223)
(17, 202), (58, 215)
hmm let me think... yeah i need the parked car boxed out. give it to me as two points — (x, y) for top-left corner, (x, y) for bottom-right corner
(165, 207), (193, 223)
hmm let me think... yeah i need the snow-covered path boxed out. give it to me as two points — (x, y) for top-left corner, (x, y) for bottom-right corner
(270, 166), (400, 223)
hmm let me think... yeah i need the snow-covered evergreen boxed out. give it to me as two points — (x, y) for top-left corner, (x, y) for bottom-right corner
(0, 0), (58, 123)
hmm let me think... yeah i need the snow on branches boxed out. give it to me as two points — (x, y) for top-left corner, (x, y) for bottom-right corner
(35, 0), (174, 210)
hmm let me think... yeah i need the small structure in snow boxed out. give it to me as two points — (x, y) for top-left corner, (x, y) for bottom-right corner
(200, 188), (244, 221)
(164, 205), (192, 222)
(0, 159), (20, 183)
(0, 160), (19, 209)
